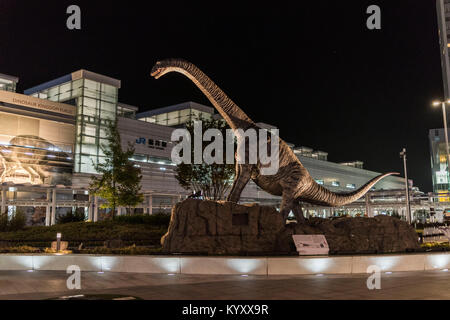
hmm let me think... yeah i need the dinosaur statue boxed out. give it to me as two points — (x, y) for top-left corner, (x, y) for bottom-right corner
(151, 58), (398, 222)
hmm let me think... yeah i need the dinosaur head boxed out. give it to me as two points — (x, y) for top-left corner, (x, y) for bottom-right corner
(151, 59), (177, 79)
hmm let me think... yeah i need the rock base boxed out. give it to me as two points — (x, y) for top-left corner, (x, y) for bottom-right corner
(161, 199), (420, 255)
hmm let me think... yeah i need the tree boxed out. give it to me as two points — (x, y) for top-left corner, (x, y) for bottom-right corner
(174, 117), (235, 200)
(89, 119), (143, 218)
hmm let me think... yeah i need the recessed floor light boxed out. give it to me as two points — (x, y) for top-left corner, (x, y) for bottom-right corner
(241, 274), (249, 277)
(442, 269), (448, 272)
(27, 270), (34, 272)
(385, 271), (392, 274)
(97, 271), (104, 274)
(316, 274), (324, 277)
(167, 273), (176, 276)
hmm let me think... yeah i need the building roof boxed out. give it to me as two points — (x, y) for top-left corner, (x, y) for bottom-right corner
(24, 69), (121, 95)
(136, 101), (215, 118)
(0, 73), (19, 83)
(118, 102), (139, 111)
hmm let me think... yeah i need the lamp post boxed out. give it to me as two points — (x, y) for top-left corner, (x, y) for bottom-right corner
(432, 100), (450, 187)
(399, 148), (412, 224)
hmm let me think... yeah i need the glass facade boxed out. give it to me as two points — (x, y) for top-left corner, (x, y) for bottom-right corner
(429, 128), (450, 200)
(436, 0), (450, 99)
(0, 74), (18, 92)
(139, 107), (212, 127)
(31, 78), (118, 174)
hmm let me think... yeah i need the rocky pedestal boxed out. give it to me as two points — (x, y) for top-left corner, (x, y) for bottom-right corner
(161, 199), (420, 255)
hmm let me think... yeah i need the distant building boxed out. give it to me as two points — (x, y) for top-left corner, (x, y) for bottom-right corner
(429, 128), (450, 201)
(436, 0), (450, 99)
(433, 0), (450, 199)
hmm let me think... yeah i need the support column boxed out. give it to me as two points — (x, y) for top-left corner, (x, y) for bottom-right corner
(365, 192), (373, 218)
(88, 194), (93, 221)
(50, 188), (56, 225)
(148, 195), (153, 215)
(93, 196), (98, 222)
(1, 188), (5, 214)
(145, 195), (150, 214)
(45, 189), (51, 226)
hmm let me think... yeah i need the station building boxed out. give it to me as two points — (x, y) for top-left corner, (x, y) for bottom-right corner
(0, 70), (421, 225)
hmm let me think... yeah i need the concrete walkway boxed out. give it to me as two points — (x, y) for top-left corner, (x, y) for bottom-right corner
(0, 270), (448, 300)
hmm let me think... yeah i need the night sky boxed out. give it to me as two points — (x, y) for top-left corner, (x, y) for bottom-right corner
(0, 0), (445, 192)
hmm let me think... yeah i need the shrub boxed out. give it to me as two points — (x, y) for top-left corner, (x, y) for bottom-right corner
(57, 209), (86, 224)
(0, 209), (27, 232)
(0, 220), (166, 244)
(9, 208), (27, 231)
(76, 245), (163, 255)
(0, 245), (41, 253)
(0, 212), (8, 232)
(114, 213), (170, 227)
(421, 242), (449, 250)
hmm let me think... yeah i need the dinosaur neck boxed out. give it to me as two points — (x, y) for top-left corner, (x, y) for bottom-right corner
(166, 62), (254, 130)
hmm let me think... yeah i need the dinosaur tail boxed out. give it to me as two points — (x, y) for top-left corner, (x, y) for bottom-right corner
(299, 172), (399, 207)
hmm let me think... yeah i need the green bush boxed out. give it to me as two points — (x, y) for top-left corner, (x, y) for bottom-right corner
(56, 209), (86, 224)
(421, 242), (449, 250)
(0, 220), (167, 244)
(9, 209), (27, 231)
(0, 245), (41, 253)
(0, 212), (8, 232)
(0, 209), (27, 232)
(76, 245), (162, 255)
(114, 213), (170, 227)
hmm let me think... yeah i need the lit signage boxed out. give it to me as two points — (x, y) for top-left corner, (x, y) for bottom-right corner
(436, 170), (448, 184)
(0, 91), (76, 116)
(135, 137), (168, 150)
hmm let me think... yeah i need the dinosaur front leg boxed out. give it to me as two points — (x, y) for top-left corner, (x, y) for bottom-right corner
(227, 164), (252, 203)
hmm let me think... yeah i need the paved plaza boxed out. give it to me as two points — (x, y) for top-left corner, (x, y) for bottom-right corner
(0, 270), (448, 300)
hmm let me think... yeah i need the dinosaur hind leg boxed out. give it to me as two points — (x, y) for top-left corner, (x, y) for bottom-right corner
(227, 164), (252, 203)
(280, 194), (306, 223)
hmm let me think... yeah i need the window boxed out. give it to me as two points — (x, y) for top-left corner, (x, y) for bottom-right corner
(346, 183), (356, 189)
(315, 179), (324, 185)
(148, 139), (154, 146)
(155, 140), (161, 147)
(162, 141), (167, 148)
(331, 181), (340, 187)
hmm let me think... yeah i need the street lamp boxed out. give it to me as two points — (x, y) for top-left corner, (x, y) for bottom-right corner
(399, 148), (412, 224)
(432, 100), (450, 182)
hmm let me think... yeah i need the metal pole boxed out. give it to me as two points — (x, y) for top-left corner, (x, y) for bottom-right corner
(401, 148), (412, 224)
(442, 102), (450, 185)
(51, 188), (56, 226)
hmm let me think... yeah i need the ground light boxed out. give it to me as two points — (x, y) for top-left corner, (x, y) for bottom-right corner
(27, 270), (34, 272)
(385, 271), (392, 274)
(442, 269), (448, 272)
(316, 274), (324, 277)
(241, 274), (248, 277)
(97, 271), (104, 274)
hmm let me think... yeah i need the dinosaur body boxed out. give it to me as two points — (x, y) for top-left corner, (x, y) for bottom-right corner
(151, 59), (398, 222)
